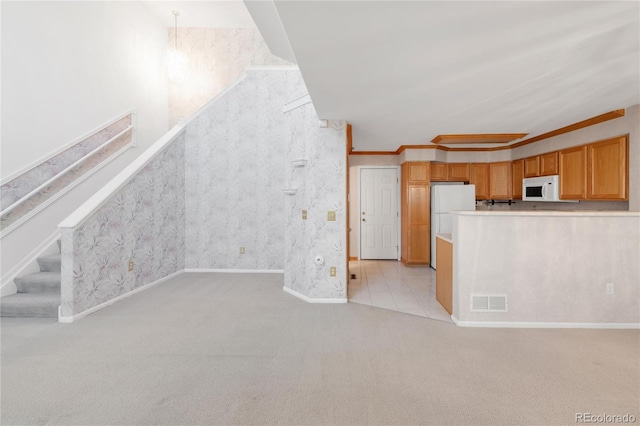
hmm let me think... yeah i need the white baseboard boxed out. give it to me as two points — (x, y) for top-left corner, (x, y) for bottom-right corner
(283, 286), (348, 304)
(58, 270), (183, 323)
(1, 229), (61, 297)
(184, 269), (284, 274)
(451, 315), (640, 329)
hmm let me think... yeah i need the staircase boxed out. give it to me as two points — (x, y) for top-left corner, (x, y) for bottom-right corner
(1, 241), (61, 318)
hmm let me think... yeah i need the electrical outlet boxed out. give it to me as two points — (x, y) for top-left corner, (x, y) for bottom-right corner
(240, 246), (245, 254)
(302, 210), (307, 220)
(606, 283), (614, 295)
(329, 266), (336, 277)
(128, 260), (134, 272)
(327, 211), (336, 221)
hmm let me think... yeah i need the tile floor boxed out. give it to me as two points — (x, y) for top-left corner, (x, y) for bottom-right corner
(348, 260), (453, 323)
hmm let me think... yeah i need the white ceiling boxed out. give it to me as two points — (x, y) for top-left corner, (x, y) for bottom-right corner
(142, 1), (255, 28)
(262, 1), (640, 151)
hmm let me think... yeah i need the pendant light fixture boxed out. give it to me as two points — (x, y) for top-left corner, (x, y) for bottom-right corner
(166, 10), (187, 81)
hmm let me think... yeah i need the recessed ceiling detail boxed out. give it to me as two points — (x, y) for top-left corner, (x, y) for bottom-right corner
(431, 134), (528, 145)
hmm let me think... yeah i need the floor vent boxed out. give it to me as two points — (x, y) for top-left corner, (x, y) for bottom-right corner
(470, 294), (508, 312)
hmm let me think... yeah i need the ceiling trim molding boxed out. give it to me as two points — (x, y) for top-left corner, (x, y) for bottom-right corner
(349, 109), (625, 156)
(431, 133), (528, 145)
(507, 109), (625, 149)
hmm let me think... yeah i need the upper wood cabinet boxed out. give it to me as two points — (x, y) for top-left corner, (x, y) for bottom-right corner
(407, 162), (430, 183)
(511, 159), (524, 200)
(430, 163), (447, 181)
(489, 162), (512, 200)
(524, 156), (540, 178)
(559, 145), (588, 200)
(558, 136), (628, 201)
(540, 152), (559, 176)
(469, 163), (489, 200)
(587, 136), (628, 200)
(447, 163), (470, 181)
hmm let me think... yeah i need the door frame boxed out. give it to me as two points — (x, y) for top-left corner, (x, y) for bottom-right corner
(357, 166), (401, 261)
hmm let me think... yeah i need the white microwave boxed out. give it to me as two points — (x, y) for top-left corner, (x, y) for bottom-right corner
(522, 175), (575, 202)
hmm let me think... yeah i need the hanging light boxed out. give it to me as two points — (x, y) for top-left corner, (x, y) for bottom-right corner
(166, 11), (187, 81)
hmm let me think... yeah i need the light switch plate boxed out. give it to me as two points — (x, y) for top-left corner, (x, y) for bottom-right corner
(240, 246), (245, 254)
(327, 211), (336, 221)
(302, 210), (307, 220)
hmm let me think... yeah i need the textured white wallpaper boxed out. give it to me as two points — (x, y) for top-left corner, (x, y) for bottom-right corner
(169, 28), (292, 127)
(184, 69), (306, 270)
(61, 133), (186, 318)
(283, 102), (347, 299)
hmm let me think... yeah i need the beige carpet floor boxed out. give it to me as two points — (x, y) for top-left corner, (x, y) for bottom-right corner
(1, 272), (638, 425)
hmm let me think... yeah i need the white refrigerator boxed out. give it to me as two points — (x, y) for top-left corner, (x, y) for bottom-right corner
(431, 184), (476, 269)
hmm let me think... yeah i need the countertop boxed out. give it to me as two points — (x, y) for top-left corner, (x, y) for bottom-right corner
(436, 233), (452, 243)
(451, 210), (640, 217)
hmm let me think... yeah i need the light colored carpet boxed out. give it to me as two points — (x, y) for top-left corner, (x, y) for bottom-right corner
(1, 272), (638, 425)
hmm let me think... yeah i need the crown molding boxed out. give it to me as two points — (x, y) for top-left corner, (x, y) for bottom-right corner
(348, 109), (625, 156)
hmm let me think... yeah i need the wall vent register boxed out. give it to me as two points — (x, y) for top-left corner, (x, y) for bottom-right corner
(470, 294), (508, 312)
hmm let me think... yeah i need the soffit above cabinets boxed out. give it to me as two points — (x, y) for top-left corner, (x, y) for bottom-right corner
(431, 134), (528, 145)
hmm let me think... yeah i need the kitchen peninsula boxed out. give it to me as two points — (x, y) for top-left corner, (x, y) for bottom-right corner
(446, 210), (640, 328)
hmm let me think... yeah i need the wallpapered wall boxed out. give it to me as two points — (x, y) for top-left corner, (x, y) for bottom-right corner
(184, 69), (306, 270)
(283, 102), (347, 299)
(169, 28), (292, 127)
(60, 133), (186, 317)
(1, 115), (133, 232)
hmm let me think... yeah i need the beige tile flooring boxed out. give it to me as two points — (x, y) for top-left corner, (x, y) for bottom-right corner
(348, 260), (453, 323)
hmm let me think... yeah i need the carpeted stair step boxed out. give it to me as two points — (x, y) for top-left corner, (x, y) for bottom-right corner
(0, 293), (59, 318)
(14, 272), (61, 293)
(37, 253), (61, 272)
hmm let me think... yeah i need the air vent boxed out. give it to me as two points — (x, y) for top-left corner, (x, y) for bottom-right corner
(471, 294), (508, 312)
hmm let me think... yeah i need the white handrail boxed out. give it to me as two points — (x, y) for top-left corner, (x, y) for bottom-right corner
(1, 110), (134, 185)
(1, 125), (133, 217)
(59, 124), (186, 229)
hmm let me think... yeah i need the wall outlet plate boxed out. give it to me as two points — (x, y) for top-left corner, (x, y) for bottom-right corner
(128, 260), (134, 272)
(327, 211), (336, 221)
(240, 246), (245, 254)
(330, 266), (336, 277)
(302, 210), (307, 220)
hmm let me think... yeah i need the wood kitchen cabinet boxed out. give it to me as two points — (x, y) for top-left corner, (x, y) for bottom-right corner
(447, 163), (470, 181)
(401, 162), (430, 265)
(430, 163), (447, 181)
(469, 163), (489, 200)
(559, 145), (587, 199)
(407, 162), (430, 183)
(524, 156), (540, 177)
(558, 136), (628, 201)
(587, 136), (628, 200)
(540, 152), (559, 176)
(488, 162), (512, 199)
(511, 159), (524, 199)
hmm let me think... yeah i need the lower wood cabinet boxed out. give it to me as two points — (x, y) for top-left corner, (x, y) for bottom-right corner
(435, 237), (453, 315)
